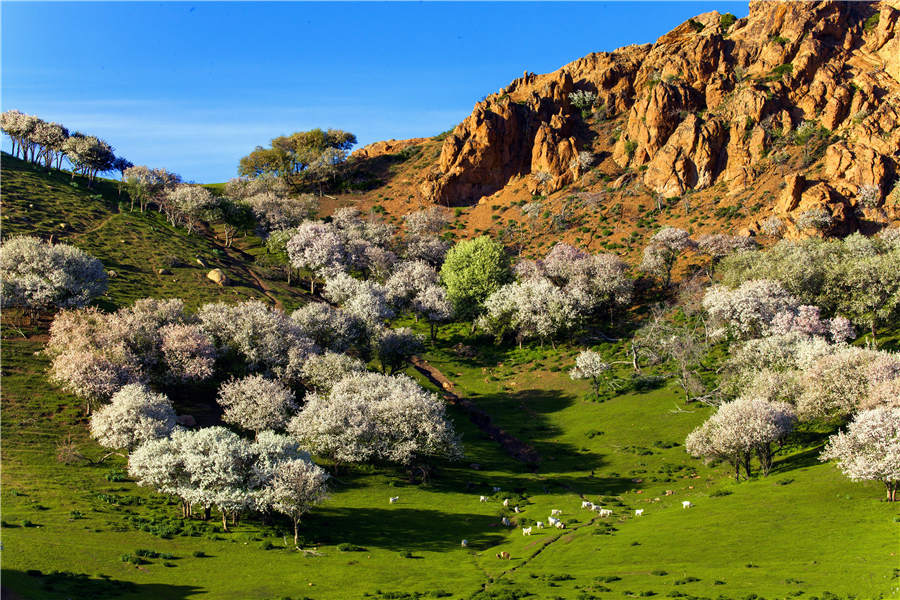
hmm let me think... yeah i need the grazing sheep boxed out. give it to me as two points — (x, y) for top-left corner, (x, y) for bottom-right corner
(522, 527), (532, 536)
(501, 517), (511, 527)
(502, 499), (510, 507)
(513, 506), (520, 513)
(598, 509), (612, 518)
(550, 509), (562, 516)
(496, 551), (510, 560)
(535, 521), (544, 529)
(591, 504), (602, 512)
(665, 490), (674, 496)
(461, 539), (468, 547)
(554, 521), (566, 529)
(682, 501), (693, 509)
(635, 509), (644, 517)
(389, 496), (399, 504)
(480, 496), (487, 502)
(581, 500), (592, 509)
(547, 516), (559, 526)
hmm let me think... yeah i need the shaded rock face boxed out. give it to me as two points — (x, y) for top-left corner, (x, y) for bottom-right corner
(420, 0), (899, 234)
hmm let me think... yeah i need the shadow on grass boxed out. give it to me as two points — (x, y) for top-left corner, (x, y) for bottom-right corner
(1, 569), (203, 600)
(304, 507), (505, 552)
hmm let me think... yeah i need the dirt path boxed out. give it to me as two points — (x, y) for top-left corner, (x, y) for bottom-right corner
(410, 357), (540, 467)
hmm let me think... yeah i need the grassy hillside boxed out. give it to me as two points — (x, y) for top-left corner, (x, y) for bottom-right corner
(2, 157), (898, 600)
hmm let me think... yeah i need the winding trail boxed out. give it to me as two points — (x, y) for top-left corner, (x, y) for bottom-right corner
(410, 357), (540, 467)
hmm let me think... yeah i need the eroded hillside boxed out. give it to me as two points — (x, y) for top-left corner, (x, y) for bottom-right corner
(340, 0), (900, 259)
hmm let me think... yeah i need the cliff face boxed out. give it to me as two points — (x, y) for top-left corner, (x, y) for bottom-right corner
(417, 0), (900, 236)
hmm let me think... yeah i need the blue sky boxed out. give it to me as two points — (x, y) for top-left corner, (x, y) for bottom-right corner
(2, 2), (748, 183)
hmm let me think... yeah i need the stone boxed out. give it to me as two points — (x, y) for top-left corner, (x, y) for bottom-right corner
(207, 269), (227, 286)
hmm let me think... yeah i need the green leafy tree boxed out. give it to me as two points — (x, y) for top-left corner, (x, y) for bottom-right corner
(238, 128), (357, 192)
(440, 236), (512, 323)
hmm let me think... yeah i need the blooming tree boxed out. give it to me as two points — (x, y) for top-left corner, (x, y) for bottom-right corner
(1, 236), (107, 316)
(288, 373), (462, 472)
(159, 324), (216, 382)
(412, 285), (453, 340)
(639, 227), (696, 286)
(300, 352), (367, 392)
(89, 384), (176, 451)
(217, 375), (298, 433)
(702, 279), (800, 339)
(686, 397), (797, 480)
(286, 221), (347, 293)
(821, 406), (900, 501)
(290, 302), (362, 352)
(479, 278), (577, 347)
(267, 458), (330, 545)
(569, 350), (613, 399)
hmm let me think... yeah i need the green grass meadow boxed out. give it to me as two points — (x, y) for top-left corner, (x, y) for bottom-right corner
(1, 157), (898, 599)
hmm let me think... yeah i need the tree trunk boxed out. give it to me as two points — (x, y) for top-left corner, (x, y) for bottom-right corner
(743, 452), (752, 479)
(203, 506), (211, 520)
(310, 278), (315, 295)
(221, 509), (229, 532)
(293, 517), (300, 546)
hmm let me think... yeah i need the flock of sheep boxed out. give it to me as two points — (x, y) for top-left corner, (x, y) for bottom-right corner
(391, 491), (695, 555)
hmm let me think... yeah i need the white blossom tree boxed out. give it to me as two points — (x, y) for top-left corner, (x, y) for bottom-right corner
(412, 285), (453, 340)
(385, 260), (439, 313)
(159, 324), (216, 382)
(404, 207), (450, 237)
(686, 397), (797, 480)
(639, 227), (696, 287)
(702, 279), (800, 339)
(479, 278), (577, 347)
(569, 350), (613, 399)
(197, 301), (317, 383)
(90, 384), (176, 451)
(217, 375), (298, 433)
(1, 236), (107, 317)
(300, 352), (367, 392)
(286, 221), (347, 293)
(821, 406), (900, 501)
(288, 373), (461, 475)
(164, 184), (217, 232)
(267, 458), (330, 545)
(290, 302), (362, 352)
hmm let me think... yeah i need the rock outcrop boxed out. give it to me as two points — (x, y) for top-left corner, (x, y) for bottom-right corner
(417, 0), (899, 235)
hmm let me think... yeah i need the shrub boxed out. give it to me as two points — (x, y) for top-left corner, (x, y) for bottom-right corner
(338, 543), (367, 552)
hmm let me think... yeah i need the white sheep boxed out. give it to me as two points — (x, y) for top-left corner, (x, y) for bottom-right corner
(535, 521), (544, 529)
(461, 539), (468, 547)
(598, 509), (612, 518)
(513, 506), (520, 513)
(480, 495), (487, 502)
(581, 500), (592, 509)
(682, 501), (693, 509)
(501, 517), (511, 527)
(502, 499), (510, 507)
(389, 496), (399, 504)
(547, 516), (559, 526)
(522, 527), (532, 536)
(554, 521), (566, 529)
(635, 509), (644, 517)
(550, 509), (562, 516)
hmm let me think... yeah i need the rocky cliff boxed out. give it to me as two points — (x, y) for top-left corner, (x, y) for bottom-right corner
(416, 0), (899, 237)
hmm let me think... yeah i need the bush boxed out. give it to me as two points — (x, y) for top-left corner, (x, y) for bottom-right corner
(710, 489), (733, 497)
(720, 13), (737, 28)
(337, 543), (367, 552)
(192, 550), (207, 558)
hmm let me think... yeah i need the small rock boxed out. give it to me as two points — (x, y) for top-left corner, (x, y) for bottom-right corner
(106, 270), (117, 278)
(207, 268), (227, 286)
(196, 258), (207, 267)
